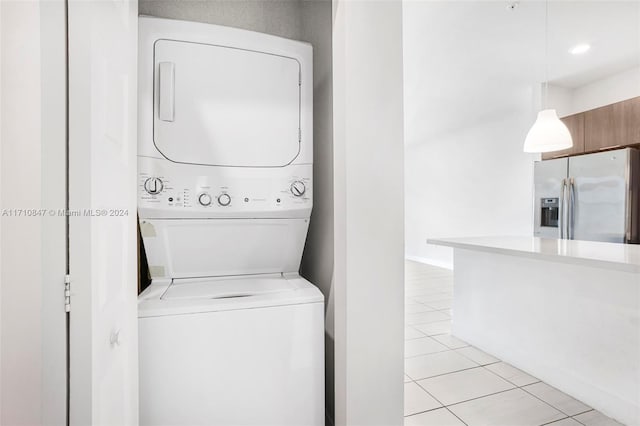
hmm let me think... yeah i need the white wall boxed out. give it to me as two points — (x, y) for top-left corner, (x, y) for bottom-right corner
(139, 0), (303, 39)
(570, 66), (640, 114)
(405, 109), (536, 269)
(333, 0), (405, 424)
(0, 1), (67, 424)
(546, 84), (574, 118)
(548, 66), (640, 117)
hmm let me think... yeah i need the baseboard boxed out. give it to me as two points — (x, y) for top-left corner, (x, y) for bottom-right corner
(405, 255), (453, 270)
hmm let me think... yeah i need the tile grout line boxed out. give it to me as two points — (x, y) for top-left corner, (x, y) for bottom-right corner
(444, 387), (534, 412)
(480, 361), (542, 388)
(452, 348), (501, 367)
(569, 412), (591, 426)
(404, 348), (455, 360)
(411, 377), (470, 426)
(537, 416), (571, 425)
(406, 364), (483, 382)
(519, 385), (594, 422)
(405, 316), (453, 327)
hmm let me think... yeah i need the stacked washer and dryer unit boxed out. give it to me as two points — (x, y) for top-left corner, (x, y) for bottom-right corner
(137, 17), (324, 426)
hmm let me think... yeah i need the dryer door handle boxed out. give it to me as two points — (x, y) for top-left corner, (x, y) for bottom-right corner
(158, 61), (175, 122)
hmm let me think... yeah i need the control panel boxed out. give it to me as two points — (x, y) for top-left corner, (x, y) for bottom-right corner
(144, 177), (164, 195)
(138, 157), (312, 219)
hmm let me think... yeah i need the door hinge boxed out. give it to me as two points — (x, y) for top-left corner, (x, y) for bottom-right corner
(298, 72), (301, 86)
(64, 274), (71, 313)
(298, 128), (301, 143)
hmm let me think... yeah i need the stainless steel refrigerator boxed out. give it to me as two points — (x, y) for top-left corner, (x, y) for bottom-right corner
(534, 148), (640, 243)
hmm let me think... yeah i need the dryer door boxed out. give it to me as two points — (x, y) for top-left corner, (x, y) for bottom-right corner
(153, 39), (301, 167)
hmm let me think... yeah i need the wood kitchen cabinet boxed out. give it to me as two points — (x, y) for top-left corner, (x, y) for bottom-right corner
(541, 113), (585, 160)
(584, 97), (640, 152)
(541, 96), (640, 160)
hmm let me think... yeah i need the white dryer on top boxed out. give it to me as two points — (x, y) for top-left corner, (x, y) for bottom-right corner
(136, 16), (323, 426)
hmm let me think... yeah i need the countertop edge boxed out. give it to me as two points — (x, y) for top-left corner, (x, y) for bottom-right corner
(428, 238), (640, 274)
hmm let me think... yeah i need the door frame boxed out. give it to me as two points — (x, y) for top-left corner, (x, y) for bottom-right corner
(67, 1), (139, 424)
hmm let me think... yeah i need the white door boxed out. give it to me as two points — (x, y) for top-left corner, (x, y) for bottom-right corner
(0, 1), (66, 424)
(68, 1), (138, 424)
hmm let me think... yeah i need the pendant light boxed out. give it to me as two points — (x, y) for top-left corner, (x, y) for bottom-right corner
(523, 1), (573, 153)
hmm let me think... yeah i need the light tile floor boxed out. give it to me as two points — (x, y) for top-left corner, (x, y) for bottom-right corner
(404, 260), (623, 426)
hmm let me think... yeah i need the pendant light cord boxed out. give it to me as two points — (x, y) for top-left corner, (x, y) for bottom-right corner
(544, 0), (549, 109)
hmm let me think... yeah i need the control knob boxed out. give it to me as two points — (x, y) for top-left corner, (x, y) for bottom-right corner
(290, 181), (306, 197)
(218, 193), (231, 206)
(144, 177), (163, 195)
(198, 193), (212, 206)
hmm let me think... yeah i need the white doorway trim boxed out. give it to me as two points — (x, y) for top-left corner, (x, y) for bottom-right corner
(68, 1), (139, 424)
(332, 0), (405, 424)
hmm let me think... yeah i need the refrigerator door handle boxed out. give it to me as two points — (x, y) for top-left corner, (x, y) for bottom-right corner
(560, 178), (565, 239)
(569, 177), (576, 240)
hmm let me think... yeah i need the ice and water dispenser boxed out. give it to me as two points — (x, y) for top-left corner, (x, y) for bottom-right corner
(540, 198), (559, 228)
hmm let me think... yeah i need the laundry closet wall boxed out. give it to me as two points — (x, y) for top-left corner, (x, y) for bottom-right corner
(137, 0), (336, 422)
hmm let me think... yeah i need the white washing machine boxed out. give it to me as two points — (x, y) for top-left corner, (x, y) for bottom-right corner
(136, 17), (324, 426)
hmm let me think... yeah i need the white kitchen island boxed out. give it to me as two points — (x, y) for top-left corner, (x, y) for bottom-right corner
(428, 237), (640, 426)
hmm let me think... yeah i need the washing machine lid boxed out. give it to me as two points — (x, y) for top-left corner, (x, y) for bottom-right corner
(153, 39), (301, 167)
(138, 274), (324, 317)
(162, 275), (296, 300)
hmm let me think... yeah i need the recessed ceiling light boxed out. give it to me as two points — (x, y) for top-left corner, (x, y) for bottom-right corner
(569, 44), (591, 55)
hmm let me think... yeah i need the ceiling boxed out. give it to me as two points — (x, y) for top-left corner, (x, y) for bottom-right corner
(403, 0), (640, 144)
